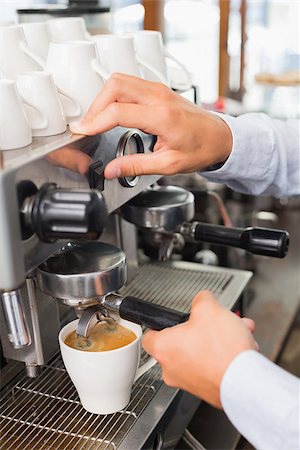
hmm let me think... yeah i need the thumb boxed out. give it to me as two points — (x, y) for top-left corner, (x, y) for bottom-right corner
(104, 152), (172, 179)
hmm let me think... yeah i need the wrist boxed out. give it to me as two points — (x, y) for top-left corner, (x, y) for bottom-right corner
(204, 111), (233, 166)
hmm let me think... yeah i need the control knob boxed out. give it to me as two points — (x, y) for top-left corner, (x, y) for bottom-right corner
(19, 181), (107, 242)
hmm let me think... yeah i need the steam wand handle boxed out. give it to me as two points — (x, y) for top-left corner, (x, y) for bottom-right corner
(180, 222), (289, 258)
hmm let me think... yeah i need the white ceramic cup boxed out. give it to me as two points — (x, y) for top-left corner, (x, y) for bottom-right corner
(0, 25), (45, 80)
(133, 30), (192, 90)
(92, 34), (165, 81)
(47, 17), (91, 42)
(1, 24), (78, 113)
(46, 41), (106, 121)
(59, 318), (157, 415)
(0, 79), (32, 150)
(17, 71), (67, 137)
(22, 22), (50, 61)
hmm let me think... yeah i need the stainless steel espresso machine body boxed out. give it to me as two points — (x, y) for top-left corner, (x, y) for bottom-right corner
(0, 127), (159, 372)
(0, 127), (269, 449)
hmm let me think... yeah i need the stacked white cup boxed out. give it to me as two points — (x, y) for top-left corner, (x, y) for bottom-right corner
(0, 19), (99, 150)
(0, 79), (32, 150)
(0, 18), (192, 151)
(132, 30), (192, 90)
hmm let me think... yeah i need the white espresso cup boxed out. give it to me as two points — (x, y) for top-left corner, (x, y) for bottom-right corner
(0, 79), (32, 150)
(17, 72), (67, 137)
(92, 34), (165, 81)
(0, 25), (45, 80)
(47, 17), (91, 42)
(22, 22), (50, 61)
(59, 318), (157, 415)
(133, 30), (192, 90)
(46, 41), (106, 121)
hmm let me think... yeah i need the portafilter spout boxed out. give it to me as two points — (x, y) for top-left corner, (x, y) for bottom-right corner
(76, 305), (117, 338)
(36, 242), (189, 338)
(120, 186), (289, 259)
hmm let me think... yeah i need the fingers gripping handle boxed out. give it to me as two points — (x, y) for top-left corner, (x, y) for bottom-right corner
(119, 296), (189, 330)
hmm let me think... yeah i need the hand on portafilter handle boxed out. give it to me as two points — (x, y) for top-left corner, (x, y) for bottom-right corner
(70, 73), (233, 179)
(142, 291), (258, 409)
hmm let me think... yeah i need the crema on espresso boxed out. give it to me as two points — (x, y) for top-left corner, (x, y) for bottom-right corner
(65, 322), (137, 352)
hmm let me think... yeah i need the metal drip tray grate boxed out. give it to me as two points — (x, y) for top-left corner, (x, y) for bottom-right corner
(120, 262), (234, 310)
(0, 261), (251, 449)
(0, 355), (162, 450)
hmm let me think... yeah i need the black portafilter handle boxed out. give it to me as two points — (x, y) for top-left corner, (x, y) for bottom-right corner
(104, 294), (189, 330)
(21, 182), (107, 242)
(180, 222), (289, 258)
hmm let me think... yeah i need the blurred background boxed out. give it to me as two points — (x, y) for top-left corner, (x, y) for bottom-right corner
(1, 0), (299, 116)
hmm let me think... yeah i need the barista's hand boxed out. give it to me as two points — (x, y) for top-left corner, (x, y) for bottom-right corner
(142, 291), (258, 409)
(70, 74), (232, 180)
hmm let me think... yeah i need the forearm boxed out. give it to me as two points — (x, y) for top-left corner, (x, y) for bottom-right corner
(220, 350), (300, 450)
(201, 113), (300, 198)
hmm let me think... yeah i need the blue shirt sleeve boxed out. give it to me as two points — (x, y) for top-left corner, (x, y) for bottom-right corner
(220, 350), (300, 450)
(201, 113), (300, 198)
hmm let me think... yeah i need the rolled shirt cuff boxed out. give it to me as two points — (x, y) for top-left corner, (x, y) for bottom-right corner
(200, 112), (276, 196)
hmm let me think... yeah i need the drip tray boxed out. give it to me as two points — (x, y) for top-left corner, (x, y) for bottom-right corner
(0, 261), (252, 450)
(0, 355), (161, 450)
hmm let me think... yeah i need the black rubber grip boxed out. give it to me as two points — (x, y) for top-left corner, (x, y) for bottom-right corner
(193, 223), (289, 258)
(119, 296), (189, 330)
(30, 183), (107, 242)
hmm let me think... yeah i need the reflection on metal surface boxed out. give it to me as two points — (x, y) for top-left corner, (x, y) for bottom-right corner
(37, 243), (126, 304)
(121, 185), (195, 231)
(1, 289), (31, 348)
(115, 130), (145, 188)
(1, 129), (87, 172)
(46, 146), (93, 176)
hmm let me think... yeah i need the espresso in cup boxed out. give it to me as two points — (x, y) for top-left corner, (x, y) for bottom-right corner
(65, 322), (136, 352)
(59, 319), (156, 414)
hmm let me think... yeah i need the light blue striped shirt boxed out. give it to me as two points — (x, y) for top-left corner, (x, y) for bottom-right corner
(202, 113), (300, 449)
(202, 113), (300, 198)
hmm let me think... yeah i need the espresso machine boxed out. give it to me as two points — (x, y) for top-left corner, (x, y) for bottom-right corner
(0, 126), (289, 449)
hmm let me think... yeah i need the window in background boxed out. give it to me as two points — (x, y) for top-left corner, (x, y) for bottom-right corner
(164, 0), (220, 104)
(111, 0), (144, 33)
(242, 0), (299, 117)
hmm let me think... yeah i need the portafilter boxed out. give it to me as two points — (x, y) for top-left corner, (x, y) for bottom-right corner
(36, 242), (189, 337)
(120, 186), (289, 259)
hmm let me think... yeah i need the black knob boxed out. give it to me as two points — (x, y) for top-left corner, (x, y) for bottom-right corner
(24, 183), (107, 242)
(88, 160), (105, 191)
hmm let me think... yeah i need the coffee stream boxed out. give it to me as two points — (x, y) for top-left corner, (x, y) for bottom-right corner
(65, 322), (137, 352)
